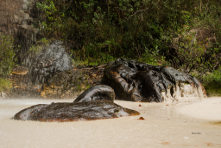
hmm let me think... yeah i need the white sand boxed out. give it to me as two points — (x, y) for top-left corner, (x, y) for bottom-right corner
(176, 97), (221, 121)
(0, 98), (221, 148)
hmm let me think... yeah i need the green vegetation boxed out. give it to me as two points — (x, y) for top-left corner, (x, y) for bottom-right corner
(29, 38), (51, 54)
(0, 34), (16, 77)
(31, 0), (221, 95)
(0, 78), (11, 92)
(191, 68), (221, 96)
(0, 34), (15, 92)
(35, 0), (221, 67)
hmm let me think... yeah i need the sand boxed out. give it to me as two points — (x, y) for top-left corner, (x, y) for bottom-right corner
(0, 97), (221, 148)
(176, 97), (221, 121)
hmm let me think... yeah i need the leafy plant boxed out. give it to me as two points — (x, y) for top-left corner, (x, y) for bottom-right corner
(167, 26), (219, 73)
(0, 34), (16, 77)
(0, 78), (11, 92)
(194, 68), (221, 96)
(34, 0), (221, 71)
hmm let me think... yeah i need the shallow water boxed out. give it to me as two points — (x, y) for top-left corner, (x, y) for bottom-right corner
(0, 98), (221, 148)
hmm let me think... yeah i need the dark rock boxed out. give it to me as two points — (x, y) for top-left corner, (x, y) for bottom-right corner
(102, 58), (206, 102)
(13, 85), (140, 122)
(30, 40), (73, 84)
(138, 117), (145, 120)
(14, 104), (49, 120)
(74, 85), (115, 103)
(13, 100), (139, 122)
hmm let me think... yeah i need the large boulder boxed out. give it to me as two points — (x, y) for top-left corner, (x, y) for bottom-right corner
(13, 85), (140, 122)
(101, 58), (206, 102)
(29, 40), (73, 84)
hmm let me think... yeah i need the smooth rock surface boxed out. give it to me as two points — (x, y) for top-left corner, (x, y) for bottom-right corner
(14, 100), (139, 122)
(74, 85), (115, 103)
(13, 85), (139, 122)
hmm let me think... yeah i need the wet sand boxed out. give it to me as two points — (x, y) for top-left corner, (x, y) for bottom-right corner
(0, 98), (221, 148)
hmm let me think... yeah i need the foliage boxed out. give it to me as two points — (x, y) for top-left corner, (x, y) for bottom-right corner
(168, 26), (220, 73)
(139, 49), (168, 66)
(193, 68), (221, 96)
(0, 34), (16, 77)
(29, 38), (51, 53)
(0, 78), (11, 92)
(35, 0), (221, 70)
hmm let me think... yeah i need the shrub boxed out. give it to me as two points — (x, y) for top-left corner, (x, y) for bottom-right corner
(193, 68), (221, 96)
(167, 26), (220, 73)
(35, 0), (221, 70)
(0, 34), (15, 77)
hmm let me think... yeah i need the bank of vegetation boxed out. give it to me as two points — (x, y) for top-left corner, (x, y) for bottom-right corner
(0, 34), (15, 92)
(1, 0), (221, 96)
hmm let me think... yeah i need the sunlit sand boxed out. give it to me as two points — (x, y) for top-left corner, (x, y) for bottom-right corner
(0, 98), (220, 148)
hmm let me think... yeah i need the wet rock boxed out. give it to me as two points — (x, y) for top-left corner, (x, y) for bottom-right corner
(14, 104), (49, 120)
(13, 85), (140, 122)
(74, 85), (115, 103)
(41, 70), (89, 99)
(102, 58), (206, 102)
(14, 101), (139, 122)
(138, 117), (145, 120)
(30, 40), (73, 84)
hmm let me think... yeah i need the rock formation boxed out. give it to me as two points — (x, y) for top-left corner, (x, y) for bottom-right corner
(8, 63), (105, 99)
(13, 85), (140, 122)
(102, 58), (206, 102)
(0, 0), (42, 63)
(29, 40), (73, 84)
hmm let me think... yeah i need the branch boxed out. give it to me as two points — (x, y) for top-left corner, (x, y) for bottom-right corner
(127, 8), (149, 21)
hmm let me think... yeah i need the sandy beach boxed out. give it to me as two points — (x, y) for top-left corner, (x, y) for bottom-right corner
(0, 97), (221, 148)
